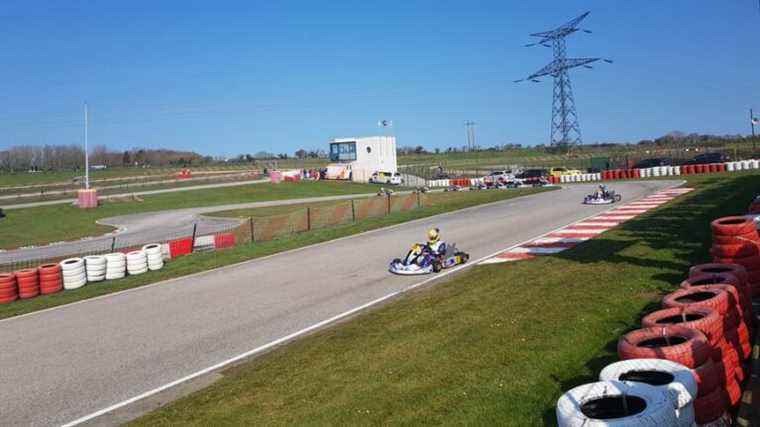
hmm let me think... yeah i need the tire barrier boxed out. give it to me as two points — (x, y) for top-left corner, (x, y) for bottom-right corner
(126, 250), (148, 275)
(0, 272), (18, 304)
(599, 359), (696, 427)
(192, 235), (215, 252)
(142, 244), (164, 271)
(38, 263), (63, 295)
(213, 233), (236, 250)
(15, 268), (40, 299)
(556, 381), (678, 427)
(104, 252), (126, 280)
(618, 325), (711, 369)
(710, 216), (760, 296)
(84, 255), (107, 283)
(169, 237), (194, 258)
(558, 206), (760, 425)
(681, 274), (752, 324)
(60, 258), (86, 290)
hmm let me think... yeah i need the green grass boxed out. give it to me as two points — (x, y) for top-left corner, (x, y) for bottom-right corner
(211, 188), (525, 219)
(0, 166), (255, 187)
(0, 181), (384, 249)
(127, 171), (759, 426)
(0, 186), (548, 320)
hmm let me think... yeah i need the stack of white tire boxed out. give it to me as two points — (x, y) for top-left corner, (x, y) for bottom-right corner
(126, 250), (148, 275)
(599, 359), (696, 427)
(556, 359), (696, 427)
(84, 255), (107, 282)
(142, 243), (164, 271)
(60, 258), (87, 290)
(105, 253), (126, 280)
(556, 380), (678, 427)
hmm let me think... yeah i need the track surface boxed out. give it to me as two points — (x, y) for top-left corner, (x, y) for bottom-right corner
(0, 191), (377, 264)
(0, 181), (676, 426)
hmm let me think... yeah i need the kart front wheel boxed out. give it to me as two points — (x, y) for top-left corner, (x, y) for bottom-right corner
(432, 260), (442, 273)
(615, 194), (622, 202)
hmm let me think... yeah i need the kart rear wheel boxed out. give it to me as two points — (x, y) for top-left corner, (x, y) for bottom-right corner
(432, 260), (442, 273)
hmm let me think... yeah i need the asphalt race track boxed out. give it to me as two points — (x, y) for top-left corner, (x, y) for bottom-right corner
(0, 181), (678, 425)
(0, 192), (380, 264)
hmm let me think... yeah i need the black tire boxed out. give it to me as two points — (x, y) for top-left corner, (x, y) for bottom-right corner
(432, 260), (442, 273)
(615, 194), (622, 202)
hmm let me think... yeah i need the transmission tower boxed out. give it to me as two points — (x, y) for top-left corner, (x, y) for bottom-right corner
(515, 11), (612, 151)
(464, 120), (476, 151)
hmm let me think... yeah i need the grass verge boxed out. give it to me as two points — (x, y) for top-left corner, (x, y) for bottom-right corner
(0, 186), (549, 320)
(128, 171), (759, 426)
(0, 181), (385, 249)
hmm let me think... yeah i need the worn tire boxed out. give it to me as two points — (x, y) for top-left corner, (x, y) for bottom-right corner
(599, 358), (696, 409)
(692, 358), (720, 397)
(712, 255), (760, 270)
(689, 263), (748, 286)
(60, 258), (85, 271)
(556, 380), (678, 427)
(662, 285), (731, 316)
(711, 216), (758, 236)
(712, 232), (758, 245)
(641, 306), (724, 350)
(693, 386), (727, 425)
(618, 325), (711, 369)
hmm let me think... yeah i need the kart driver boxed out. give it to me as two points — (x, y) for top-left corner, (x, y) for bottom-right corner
(427, 228), (447, 255)
(595, 184), (607, 199)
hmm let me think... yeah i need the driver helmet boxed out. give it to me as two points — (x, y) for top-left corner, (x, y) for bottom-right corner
(427, 228), (440, 243)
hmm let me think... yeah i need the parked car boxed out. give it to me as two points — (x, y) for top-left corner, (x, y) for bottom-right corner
(370, 171), (403, 185)
(483, 170), (517, 187)
(683, 152), (730, 165)
(633, 158), (672, 169)
(549, 167), (582, 178)
(516, 169), (549, 186)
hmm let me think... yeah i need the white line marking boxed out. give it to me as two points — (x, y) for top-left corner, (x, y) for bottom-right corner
(531, 237), (590, 244)
(508, 246), (566, 254)
(61, 181), (688, 426)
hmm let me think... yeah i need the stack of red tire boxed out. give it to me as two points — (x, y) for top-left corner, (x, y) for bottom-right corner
(664, 285), (749, 415)
(0, 273), (18, 304)
(38, 264), (63, 295)
(14, 268), (40, 299)
(710, 216), (760, 297)
(619, 279), (750, 424)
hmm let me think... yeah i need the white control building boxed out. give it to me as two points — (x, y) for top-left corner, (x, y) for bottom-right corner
(326, 136), (397, 182)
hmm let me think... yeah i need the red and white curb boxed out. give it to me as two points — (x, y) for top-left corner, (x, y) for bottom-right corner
(479, 188), (694, 265)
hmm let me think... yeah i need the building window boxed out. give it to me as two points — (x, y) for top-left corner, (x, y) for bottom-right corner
(329, 142), (357, 162)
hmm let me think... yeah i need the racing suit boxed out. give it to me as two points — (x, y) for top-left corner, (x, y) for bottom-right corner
(427, 240), (447, 256)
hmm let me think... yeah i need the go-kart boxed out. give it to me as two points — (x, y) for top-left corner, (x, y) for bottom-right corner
(583, 190), (622, 205)
(389, 242), (470, 275)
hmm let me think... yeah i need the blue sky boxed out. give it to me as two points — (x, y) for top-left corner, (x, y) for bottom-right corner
(0, 1), (758, 157)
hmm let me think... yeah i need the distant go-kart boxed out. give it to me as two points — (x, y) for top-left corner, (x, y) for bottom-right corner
(389, 242), (470, 275)
(583, 190), (622, 205)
